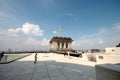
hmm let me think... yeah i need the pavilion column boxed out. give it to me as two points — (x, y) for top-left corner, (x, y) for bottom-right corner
(68, 43), (70, 50)
(64, 42), (66, 49)
(60, 43), (62, 49)
(68, 43), (72, 50)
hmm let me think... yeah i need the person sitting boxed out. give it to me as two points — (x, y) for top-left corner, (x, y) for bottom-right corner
(0, 51), (4, 61)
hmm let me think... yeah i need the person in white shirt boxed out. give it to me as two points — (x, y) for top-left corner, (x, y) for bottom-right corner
(67, 50), (70, 59)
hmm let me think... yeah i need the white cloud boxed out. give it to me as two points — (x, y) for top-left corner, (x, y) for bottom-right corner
(8, 28), (21, 34)
(25, 38), (38, 45)
(73, 23), (120, 49)
(1, 22), (120, 51)
(82, 28), (106, 39)
(0, 29), (19, 38)
(41, 38), (50, 46)
(72, 42), (76, 46)
(73, 28), (108, 49)
(112, 23), (120, 31)
(0, 31), (50, 51)
(74, 38), (99, 46)
(52, 30), (57, 34)
(0, 23), (47, 51)
(98, 38), (103, 44)
(8, 23), (43, 36)
(73, 37), (106, 49)
(25, 38), (49, 46)
(0, 29), (24, 51)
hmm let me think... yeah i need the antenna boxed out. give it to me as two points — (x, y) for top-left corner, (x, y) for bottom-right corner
(59, 27), (62, 37)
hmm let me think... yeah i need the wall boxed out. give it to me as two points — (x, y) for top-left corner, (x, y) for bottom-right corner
(106, 47), (120, 54)
(81, 53), (120, 64)
(96, 54), (120, 64)
(68, 43), (72, 50)
(80, 53), (96, 61)
(95, 64), (120, 80)
(80, 53), (89, 61)
(0, 54), (31, 63)
(50, 42), (57, 50)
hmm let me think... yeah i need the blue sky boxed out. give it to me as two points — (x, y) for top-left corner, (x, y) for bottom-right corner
(0, 0), (120, 51)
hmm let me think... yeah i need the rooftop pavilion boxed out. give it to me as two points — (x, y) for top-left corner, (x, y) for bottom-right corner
(49, 36), (73, 51)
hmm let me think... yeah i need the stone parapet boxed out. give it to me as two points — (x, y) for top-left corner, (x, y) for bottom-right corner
(95, 64), (120, 80)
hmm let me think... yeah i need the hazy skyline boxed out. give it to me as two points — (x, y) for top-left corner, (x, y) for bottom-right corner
(0, 0), (120, 51)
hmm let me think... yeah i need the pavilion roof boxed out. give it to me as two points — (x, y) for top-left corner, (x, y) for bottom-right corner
(49, 36), (73, 43)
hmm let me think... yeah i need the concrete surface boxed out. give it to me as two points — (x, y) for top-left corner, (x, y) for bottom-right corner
(0, 53), (97, 80)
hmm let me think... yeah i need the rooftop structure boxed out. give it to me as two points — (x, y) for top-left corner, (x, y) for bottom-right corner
(49, 36), (73, 51)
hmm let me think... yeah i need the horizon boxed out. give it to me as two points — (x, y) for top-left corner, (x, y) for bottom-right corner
(0, 0), (120, 51)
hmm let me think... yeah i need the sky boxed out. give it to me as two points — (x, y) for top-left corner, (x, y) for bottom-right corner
(0, 0), (120, 51)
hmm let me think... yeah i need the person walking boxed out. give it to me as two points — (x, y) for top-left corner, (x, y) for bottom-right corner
(34, 54), (37, 63)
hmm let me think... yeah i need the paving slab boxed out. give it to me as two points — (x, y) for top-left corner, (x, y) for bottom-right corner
(0, 53), (96, 80)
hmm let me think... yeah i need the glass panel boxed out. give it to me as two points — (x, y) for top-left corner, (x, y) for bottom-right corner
(62, 43), (64, 48)
(57, 43), (60, 48)
(66, 43), (68, 48)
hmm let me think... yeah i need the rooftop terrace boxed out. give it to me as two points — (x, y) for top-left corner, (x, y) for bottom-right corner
(0, 53), (97, 80)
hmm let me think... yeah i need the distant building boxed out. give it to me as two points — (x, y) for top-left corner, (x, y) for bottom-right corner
(91, 49), (100, 53)
(49, 37), (73, 51)
(116, 43), (120, 47)
(106, 47), (120, 54)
